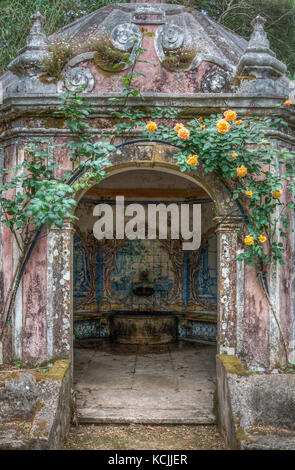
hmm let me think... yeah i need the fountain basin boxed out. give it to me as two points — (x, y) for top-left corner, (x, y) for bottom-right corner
(110, 313), (177, 344)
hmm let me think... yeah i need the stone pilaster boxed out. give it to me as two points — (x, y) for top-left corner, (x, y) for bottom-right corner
(215, 217), (244, 356)
(47, 219), (74, 362)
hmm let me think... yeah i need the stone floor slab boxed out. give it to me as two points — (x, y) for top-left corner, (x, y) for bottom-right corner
(74, 340), (216, 424)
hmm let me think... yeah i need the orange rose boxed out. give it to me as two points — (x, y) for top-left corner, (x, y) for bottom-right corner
(229, 152), (238, 160)
(178, 127), (190, 140)
(284, 100), (292, 106)
(198, 117), (203, 121)
(187, 154), (198, 166)
(245, 190), (253, 196)
(216, 119), (230, 134)
(244, 235), (254, 246)
(236, 120), (242, 126)
(174, 123), (184, 132)
(272, 189), (282, 199)
(201, 125), (205, 130)
(224, 109), (237, 122)
(146, 121), (157, 132)
(259, 235), (267, 243)
(237, 166), (247, 177)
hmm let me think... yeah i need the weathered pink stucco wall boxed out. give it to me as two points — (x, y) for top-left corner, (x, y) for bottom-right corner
(280, 174), (294, 363)
(85, 29), (226, 95)
(2, 146), (14, 297)
(54, 137), (75, 180)
(1, 146), (15, 359)
(22, 229), (47, 363)
(243, 265), (270, 369)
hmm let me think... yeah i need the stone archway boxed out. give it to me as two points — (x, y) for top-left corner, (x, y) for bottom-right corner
(46, 143), (244, 363)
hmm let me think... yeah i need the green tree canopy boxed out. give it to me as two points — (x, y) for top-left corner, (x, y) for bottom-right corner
(184, 0), (295, 76)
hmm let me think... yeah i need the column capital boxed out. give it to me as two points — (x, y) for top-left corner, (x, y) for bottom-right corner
(49, 217), (76, 233)
(214, 216), (245, 233)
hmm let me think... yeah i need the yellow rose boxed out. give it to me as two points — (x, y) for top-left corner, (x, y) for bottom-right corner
(178, 127), (190, 140)
(259, 235), (267, 243)
(174, 123), (184, 132)
(272, 189), (282, 199)
(224, 109), (237, 122)
(216, 119), (230, 134)
(244, 235), (254, 246)
(237, 165), (247, 177)
(284, 100), (292, 106)
(229, 152), (238, 160)
(245, 190), (253, 196)
(236, 120), (242, 126)
(187, 154), (198, 166)
(146, 121), (157, 132)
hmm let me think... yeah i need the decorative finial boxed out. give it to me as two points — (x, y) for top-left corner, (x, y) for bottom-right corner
(31, 10), (45, 26)
(7, 10), (50, 79)
(26, 11), (47, 49)
(32, 10), (44, 19)
(251, 14), (266, 28)
(235, 13), (287, 95)
(248, 14), (270, 50)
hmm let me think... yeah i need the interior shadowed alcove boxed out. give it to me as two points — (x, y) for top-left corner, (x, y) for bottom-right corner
(73, 167), (218, 345)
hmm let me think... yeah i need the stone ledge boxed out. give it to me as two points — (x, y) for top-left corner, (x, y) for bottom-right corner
(216, 354), (249, 377)
(0, 92), (291, 120)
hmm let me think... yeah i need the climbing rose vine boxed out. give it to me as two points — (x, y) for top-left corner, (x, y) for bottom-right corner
(131, 103), (295, 269)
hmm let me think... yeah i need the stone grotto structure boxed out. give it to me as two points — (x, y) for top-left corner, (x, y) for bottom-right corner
(0, 1), (295, 449)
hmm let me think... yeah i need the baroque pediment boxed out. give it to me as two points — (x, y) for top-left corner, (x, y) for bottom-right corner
(3, 3), (290, 97)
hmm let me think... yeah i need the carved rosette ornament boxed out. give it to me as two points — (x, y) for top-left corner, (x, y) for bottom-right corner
(93, 22), (142, 73)
(61, 67), (94, 93)
(111, 23), (141, 52)
(201, 68), (231, 93)
(161, 24), (184, 51)
(155, 23), (195, 71)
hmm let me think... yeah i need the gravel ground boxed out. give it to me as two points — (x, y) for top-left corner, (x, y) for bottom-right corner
(64, 424), (226, 450)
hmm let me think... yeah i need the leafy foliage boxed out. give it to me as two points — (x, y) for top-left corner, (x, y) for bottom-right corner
(93, 36), (128, 72)
(0, 141), (76, 245)
(42, 37), (79, 80)
(162, 46), (197, 71)
(0, 89), (114, 246)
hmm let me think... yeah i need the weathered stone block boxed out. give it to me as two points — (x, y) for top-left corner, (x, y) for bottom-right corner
(216, 354), (295, 450)
(0, 360), (71, 450)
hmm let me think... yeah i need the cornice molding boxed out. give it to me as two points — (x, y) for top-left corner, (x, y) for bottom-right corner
(0, 92), (291, 119)
(1, 126), (294, 146)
